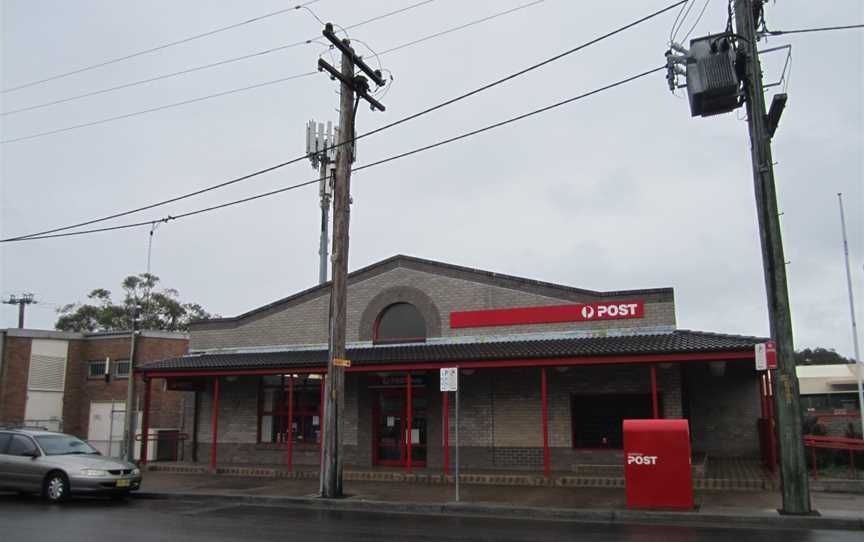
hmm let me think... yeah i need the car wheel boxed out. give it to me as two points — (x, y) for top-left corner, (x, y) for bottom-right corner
(43, 472), (68, 504)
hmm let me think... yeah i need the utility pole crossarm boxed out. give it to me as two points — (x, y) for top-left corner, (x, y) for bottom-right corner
(317, 59), (386, 112)
(3, 293), (37, 328)
(322, 23), (385, 87)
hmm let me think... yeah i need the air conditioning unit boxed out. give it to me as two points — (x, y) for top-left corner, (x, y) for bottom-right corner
(686, 33), (740, 117)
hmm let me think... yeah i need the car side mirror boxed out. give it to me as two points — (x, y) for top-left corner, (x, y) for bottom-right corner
(25, 450), (40, 459)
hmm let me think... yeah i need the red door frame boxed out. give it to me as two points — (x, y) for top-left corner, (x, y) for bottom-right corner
(372, 386), (427, 468)
(373, 388), (406, 466)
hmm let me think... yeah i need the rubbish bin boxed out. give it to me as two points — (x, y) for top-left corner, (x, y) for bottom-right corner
(623, 419), (693, 510)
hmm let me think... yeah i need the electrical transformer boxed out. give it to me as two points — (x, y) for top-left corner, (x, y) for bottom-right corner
(686, 33), (740, 117)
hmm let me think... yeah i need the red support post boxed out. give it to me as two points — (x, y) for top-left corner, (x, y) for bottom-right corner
(406, 373), (413, 474)
(210, 377), (220, 471)
(541, 368), (550, 478)
(140, 377), (152, 464)
(287, 375), (294, 471)
(650, 365), (659, 419)
(443, 391), (449, 476)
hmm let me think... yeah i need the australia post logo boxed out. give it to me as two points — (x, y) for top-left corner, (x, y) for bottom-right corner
(627, 452), (658, 466)
(579, 301), (644, 321)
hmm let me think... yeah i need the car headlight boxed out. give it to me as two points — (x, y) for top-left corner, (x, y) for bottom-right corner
(131, 468), (141, 477)
(80, 468), (109, 477)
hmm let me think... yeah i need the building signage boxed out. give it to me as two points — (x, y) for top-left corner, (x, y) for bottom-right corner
(369, 374), (425, 389)
(754, 341), (778, 371)
(440, 368), (458, 392)
(449, 301), (645, 329)
(166, 379), (206, 392)
(626, 452), (658, 465)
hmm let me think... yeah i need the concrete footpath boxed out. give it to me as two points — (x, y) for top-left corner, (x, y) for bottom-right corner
(135, 470), (864, 531)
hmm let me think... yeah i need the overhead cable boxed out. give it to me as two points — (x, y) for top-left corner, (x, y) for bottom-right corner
(1, 0), (686, 241)
(0, 72), (318, 144)
(1, 1), (322, 93)
(1, 0), (510, 117)
(4, 67), (663, 242)
(765, 23), (864, 36)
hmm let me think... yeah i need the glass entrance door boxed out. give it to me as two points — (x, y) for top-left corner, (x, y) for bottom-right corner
(373, 388), (427, 466)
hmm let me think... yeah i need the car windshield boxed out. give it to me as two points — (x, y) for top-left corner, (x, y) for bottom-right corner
(35, 435), (100, 456)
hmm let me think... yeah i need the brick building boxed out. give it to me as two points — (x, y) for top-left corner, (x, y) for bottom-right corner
(138, 255), (772, 472)
(0, 329), (188, 458)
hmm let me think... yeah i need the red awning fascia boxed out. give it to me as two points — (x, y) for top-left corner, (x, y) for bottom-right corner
(142, 350), (753, 379)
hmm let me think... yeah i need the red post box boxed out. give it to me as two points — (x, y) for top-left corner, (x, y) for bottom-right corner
(623, 419), (694, 510)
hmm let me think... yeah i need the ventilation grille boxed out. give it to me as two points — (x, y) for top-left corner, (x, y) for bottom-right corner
(28, 354), (67, 391)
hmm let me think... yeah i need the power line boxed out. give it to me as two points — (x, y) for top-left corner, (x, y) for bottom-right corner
(766, 23), (864, 36)
(379, 0), (545, 55)
(0, 72), (318, 145)
(5, 67), (663, 243)
(670, 0), (696, 43)
(1, 0), (686, 241)
(680, 0), (712, 43)
(1, 0), (530, 120)
(1, 0), (438, 117)
(1, 0), (322, 94)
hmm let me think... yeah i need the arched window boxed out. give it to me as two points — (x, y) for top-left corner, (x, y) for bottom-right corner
(374, 303), (426, 344)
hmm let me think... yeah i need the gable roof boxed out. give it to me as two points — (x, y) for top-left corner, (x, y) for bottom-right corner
(139, 329), (757, 374)
(191, 254), (674, 331)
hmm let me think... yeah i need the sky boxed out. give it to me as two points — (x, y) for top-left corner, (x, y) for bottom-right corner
(0, 0), (861, 358)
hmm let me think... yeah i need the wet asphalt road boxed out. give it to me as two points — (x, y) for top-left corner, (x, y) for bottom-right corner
(0, 493), (859, 542)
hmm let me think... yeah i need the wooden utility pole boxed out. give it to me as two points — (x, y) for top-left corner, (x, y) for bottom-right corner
(735, 0), (810, 514)
(317, 23), (386, 498)
(320, 48), (353, 499)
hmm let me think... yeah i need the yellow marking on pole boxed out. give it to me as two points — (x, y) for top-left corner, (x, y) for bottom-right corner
(333, 358), (351, 367)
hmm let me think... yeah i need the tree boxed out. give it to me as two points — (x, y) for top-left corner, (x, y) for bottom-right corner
(56, 273), (212, 332)
(794, 347), (850, 366)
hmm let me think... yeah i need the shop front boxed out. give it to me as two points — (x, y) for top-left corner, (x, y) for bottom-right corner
(135, 255), (771, 474)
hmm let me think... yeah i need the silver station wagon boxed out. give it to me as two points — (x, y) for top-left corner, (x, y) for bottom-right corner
(0, 428), (142, 502)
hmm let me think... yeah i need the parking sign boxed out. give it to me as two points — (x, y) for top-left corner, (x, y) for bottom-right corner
(440, 368), (458, 392)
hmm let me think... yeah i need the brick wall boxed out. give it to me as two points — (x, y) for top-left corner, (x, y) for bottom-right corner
(0, 336), (32, 424)
(685, 361), (761, 458)
(191, 265), (675, 351)
(191, 375), (361, 466)
(62, 335), (189, 440)
(177, 365), (714, 471)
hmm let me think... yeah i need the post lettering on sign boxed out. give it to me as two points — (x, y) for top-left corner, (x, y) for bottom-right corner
(440, 368), (458, 392)
(333, 358), (351, 368)
(626, 452), (658, 465)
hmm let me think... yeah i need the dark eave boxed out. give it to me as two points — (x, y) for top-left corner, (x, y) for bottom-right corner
(139, 330), (762, 375)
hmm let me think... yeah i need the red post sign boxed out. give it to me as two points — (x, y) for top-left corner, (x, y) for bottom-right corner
(450, 301), (645, 329)
(623, 419), (693, 510)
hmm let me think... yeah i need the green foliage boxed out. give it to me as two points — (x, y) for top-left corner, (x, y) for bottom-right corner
(794, 347), (850, 366)
(55, 273), (212, 332)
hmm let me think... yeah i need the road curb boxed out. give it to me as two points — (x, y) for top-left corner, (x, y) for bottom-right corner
(135, 491), (864, 531)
